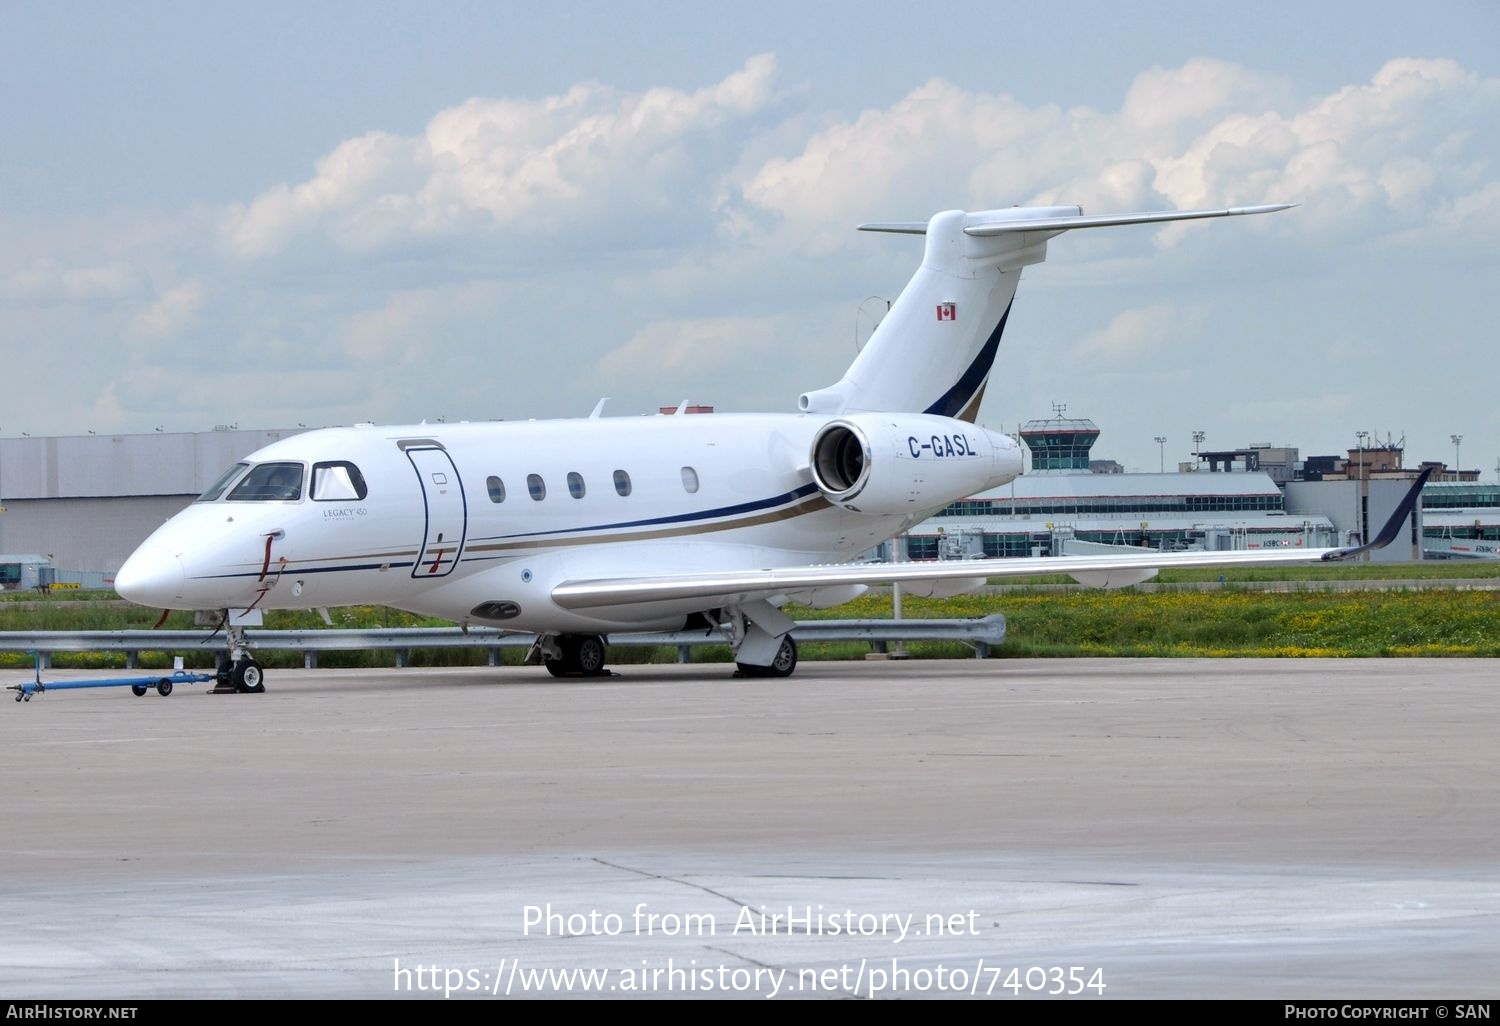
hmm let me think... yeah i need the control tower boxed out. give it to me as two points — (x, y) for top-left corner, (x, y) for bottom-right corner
(1020, 404), (1100, 473)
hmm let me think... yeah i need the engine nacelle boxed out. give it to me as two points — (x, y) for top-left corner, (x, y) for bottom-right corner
(809, 413), (1022, 514)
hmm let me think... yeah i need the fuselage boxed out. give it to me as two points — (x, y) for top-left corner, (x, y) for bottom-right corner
(115, 412), (1022, 632)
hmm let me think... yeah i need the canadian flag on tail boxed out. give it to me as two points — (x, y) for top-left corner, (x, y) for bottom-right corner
(936, 302), (956, 321)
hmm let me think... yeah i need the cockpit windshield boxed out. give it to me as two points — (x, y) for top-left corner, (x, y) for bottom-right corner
(226, 462), (305, 502)
(197, 463), (249, 502)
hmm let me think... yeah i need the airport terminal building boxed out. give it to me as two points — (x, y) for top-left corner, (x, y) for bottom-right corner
(902, 416), (1429, 564)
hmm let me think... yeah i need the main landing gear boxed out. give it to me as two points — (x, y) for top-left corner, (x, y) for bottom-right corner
(735, 635), (797, 678)
(533, 633), (611, 678)
(722, 600), (799, 678)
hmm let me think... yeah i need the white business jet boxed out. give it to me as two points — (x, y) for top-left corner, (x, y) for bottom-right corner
(114, 202), (1426, 690)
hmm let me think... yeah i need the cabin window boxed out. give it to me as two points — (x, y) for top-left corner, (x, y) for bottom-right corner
(197, 462), (249, 502)
(680, 466), (699, 494)
(487, 476), (506, 503)
(227, 462), (304, 502)
(527, 473), (546, 501)
(613, 469), (631, 497)
(567, 471), (585, 499)
(311, 461), (368, 501)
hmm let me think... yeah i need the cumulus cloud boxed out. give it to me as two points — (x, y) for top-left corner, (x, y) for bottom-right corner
(594, 309), (849, 413)
(1074, 302), (1202, 359)
(129, 282), (204, 339)
(336, 283), (503, 364)
(89, 365), (360, 429)
(1149, 60), (1493, 225)
(221, 54), (781, 259)
(5, 260), (140, 303)
(735, 57), (1500, 251)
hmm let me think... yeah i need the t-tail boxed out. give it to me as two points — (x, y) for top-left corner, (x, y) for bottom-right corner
(798, 203), (1294, 422)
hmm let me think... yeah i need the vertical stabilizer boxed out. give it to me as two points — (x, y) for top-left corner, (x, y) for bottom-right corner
(799, 203), (1292, 422)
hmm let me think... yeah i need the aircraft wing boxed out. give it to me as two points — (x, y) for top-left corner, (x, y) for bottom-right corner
(552, 468), (1432, 611)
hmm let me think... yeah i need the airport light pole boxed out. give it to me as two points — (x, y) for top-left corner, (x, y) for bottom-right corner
(1452, 434), (1463, 482)
(1154, 436), (1167, 473)
(1192, 430), (1205, 468)
(1355, 430), (1369, 550)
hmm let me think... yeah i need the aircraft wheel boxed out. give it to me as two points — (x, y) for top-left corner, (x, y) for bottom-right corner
(232, 659), (266, 694)
(156, 680), (173, 697)
(573, 635), (608, 677)
(550, 635), (608, 678)
(768, 636), (798, 677)
(131, 685), (149, 697)
(736, 637), (797, 678)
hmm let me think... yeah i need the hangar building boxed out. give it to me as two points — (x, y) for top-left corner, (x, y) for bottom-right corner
(0, 429), (299, 583)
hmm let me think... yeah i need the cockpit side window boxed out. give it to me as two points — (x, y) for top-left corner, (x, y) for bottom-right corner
(311, 461), (368, 501)
(197, 463), (250, 502)
(227, 462), (305, 502)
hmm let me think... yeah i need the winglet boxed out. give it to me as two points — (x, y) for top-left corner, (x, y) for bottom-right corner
(1322, 466), (1434, 562)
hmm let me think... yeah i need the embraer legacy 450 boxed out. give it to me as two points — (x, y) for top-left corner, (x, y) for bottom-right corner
(114, 203), (1426, 689)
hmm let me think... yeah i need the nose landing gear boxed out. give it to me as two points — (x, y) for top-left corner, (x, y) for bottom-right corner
(212, 619), (266, 694)
(214, 653), (265, 693)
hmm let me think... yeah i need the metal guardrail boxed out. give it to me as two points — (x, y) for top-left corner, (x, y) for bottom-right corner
(0, 616), (1007, 669)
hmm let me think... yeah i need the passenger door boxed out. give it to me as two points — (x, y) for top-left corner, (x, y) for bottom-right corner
(402, 442), (467, 578)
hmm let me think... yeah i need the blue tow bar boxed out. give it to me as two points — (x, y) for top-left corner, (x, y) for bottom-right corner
(7, 654), (217, 702)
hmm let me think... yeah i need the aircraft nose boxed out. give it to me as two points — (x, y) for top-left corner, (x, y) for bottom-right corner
(114, 545), (186, 606)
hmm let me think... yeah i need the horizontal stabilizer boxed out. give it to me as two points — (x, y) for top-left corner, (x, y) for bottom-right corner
(858, 204), (1295, 237)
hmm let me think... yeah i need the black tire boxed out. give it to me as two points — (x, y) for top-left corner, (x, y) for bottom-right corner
(156, 680), (173, 697)
(215, 652), (233, 687)
(768, 636), (797, 677)
(552, 635), (608, 678)
(131, 684), (149, 697)
(737, 636), (797, 678)
(232, 659), (266, 694)
(574, 635), (607, 677)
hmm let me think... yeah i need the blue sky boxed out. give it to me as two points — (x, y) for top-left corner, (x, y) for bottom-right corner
(2, 1), (1497, 472)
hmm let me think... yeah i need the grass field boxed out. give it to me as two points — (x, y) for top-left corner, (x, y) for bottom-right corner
(785, 589), (1500, 657)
